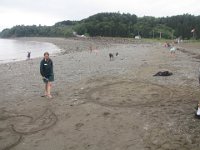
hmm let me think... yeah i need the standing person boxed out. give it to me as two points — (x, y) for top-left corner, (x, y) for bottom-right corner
(198, 68), (200, 85)
(170, 46), (176, 57)
(27, 51), (31, 60)
(89, 45), (93, 53)
(40, 52), (54, 98)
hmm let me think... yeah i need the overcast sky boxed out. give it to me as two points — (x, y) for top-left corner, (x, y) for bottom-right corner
(0, 0), (199, 31)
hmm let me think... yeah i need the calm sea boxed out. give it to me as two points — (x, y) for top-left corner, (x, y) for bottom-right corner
(0, 39), (60, 63)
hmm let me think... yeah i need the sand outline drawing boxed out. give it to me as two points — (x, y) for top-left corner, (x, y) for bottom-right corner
(83, 80), (174, 108)
(0, 108), (58, 150)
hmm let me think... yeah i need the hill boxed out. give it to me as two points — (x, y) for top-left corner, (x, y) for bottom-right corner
(0, 12), (200, 39)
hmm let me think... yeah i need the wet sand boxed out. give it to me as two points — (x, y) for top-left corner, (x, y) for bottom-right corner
(1, 37), (200, 150)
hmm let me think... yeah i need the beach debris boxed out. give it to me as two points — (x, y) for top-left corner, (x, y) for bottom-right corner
(75, 123), (84, 130)
(143, 124), (149, 130)
(71, 98), (85, 106)
(103, 112), (110, 117)
(153, 71), (173, 76)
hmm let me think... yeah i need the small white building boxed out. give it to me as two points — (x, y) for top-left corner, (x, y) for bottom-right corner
(135, 35), (141, 39)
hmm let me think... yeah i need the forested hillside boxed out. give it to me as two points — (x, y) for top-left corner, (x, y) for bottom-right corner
(1, 12), (199, 39)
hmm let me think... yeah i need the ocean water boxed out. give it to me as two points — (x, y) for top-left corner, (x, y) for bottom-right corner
(0, 39), (60, 63)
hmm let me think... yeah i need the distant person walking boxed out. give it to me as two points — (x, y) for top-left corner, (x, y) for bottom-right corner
(27, 51), (31, 60)
(89, 45), (93, 53)
(170, 46), (176, 57)
(198, 68), (200, 85)
(40, 52), (54, 98)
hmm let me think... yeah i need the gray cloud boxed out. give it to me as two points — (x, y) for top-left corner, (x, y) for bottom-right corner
(0, 0), (199, 31)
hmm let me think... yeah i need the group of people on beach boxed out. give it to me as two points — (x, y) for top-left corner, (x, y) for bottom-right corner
(165, 41), (200, 117)
(38, 44), (200, 119)
(39, 42), (176, 99)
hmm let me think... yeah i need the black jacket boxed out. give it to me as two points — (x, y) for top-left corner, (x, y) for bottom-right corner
(40, 58), (53, 77)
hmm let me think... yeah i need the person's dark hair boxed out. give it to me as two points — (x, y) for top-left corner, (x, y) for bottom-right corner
(44, 52), (49, 56)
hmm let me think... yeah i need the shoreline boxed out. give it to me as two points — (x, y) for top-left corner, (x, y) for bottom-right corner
(2, 36), (200, 65)
(0, 38), (61, 64)
(0, 36), (141, 65)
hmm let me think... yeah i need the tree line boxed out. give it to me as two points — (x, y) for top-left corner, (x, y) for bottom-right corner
(0, 12), (200, 39)
(0, 24), (74, 38)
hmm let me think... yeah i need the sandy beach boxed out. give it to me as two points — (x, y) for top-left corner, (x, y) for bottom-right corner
(1, 37), (200, 150)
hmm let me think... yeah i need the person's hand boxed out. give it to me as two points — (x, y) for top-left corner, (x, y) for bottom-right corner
(43, 77), (49, 81)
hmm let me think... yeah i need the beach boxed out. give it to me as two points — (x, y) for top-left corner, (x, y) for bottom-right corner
(1, 37), (200, 150)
